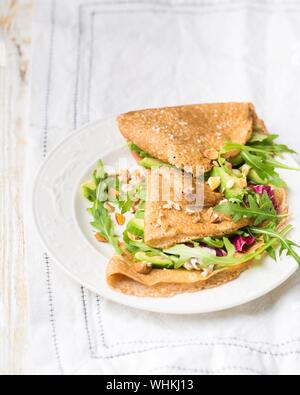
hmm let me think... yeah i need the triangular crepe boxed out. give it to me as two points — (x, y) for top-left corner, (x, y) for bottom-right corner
(118, 103), (267, 172)
(144, 168), (250, 249)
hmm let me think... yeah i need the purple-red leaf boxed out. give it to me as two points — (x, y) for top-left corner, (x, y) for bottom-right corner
(231, 235), (256, 253)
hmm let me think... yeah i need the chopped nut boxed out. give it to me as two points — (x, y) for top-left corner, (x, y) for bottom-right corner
(237, 178), (248, 188)
(201, 265), (215, 278)
(173, 203), (181, 211)
(131, 199), (141, 214)
(133, 261), (152, 275)
(184, 261), (196, 271)
(204, 148), (219, 160)
(95, 233), (108, 243)
(226, 179), (235, 189)
(225, 162), (233, 170)
(104, 202), (115, 213)
(202, 208), (220, 224)
(116, 213), (126, 226)
(127, 232), (141, 242)
(208, 176), (221, 191)
(241, 164), (251, 176)
(162, 200), (182, 211)
(210, 211), (221, 223)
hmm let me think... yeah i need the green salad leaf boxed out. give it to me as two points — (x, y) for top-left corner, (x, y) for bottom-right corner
(249, 133), (297, 155)
(221, 134), (299, 187)
(215, 191), (282, 226)
(82, 154), (300, 272)
(250, 226), (300, 265)
(88, 201), (121, 254)
(94, 160), (108, 181)
(201, 237), (224, 249)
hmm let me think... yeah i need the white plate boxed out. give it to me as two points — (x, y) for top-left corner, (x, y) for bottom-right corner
(33, 118), (300, 315)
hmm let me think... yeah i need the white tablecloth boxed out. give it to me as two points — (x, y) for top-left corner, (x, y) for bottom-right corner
(26, 0), (300, 375)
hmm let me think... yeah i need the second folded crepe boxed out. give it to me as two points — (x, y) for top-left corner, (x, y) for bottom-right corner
(144, 167), (251, 249)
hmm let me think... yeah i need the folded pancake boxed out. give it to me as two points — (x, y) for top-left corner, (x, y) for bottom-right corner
(106, 253), (255, 298)
(144, 167), (250, 249)
(118, 103), (267, 172)
(107, 188), (288, 298)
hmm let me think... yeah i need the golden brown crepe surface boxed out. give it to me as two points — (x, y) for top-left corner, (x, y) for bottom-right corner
(144, 168), (250, 249)
(118, 103), (267, 172)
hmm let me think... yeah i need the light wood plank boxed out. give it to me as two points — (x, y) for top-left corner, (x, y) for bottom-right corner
(0, 0), (32, 375)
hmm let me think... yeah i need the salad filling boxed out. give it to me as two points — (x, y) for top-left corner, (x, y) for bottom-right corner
(82, 132), (300, 277)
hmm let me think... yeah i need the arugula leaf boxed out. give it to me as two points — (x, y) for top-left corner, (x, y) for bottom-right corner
(240, 151), (287, 187)
(264, 156), (300, 171)
(224, 145), (299, 171)
(95, 160), (107, 181)
(215, 191), (284, 226)
(124, 231), (170, 260)
(81, 181), (96, 203)
(96, 181), (109, 202)
(249, 133), (270, 143)
(249, 133), (297, 155)
(118, 199), (133, 214)
(250, 226), (300, 265)
(89, 202), (121, 253)
(223, 237), (236, 256)
(201, 237), (224, 249)
(221, 135), (299, 187)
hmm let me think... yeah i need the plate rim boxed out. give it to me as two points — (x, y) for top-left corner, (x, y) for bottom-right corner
(32, 118), (299, 315)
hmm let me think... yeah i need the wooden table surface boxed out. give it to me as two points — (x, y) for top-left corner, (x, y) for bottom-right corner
(0, 0), (32, 375)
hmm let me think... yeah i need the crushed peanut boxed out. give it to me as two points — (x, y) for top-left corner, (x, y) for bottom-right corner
(237, 178), (248, 188)
(201, 265), (215, 278)
(104, 202), (115, 213)
(202, 208), (220, 224)
(134, 262), (153, 275)
(127, 232), (141, 242)
(95, 233), (108, 243)
(241, 164), (251, 176)
(162, 200), (181, 211)
(204, 148), (219, 160)
(116, 213), (126, 226)
(208, 176), (221, 191)
(131, 200), (141, 214)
